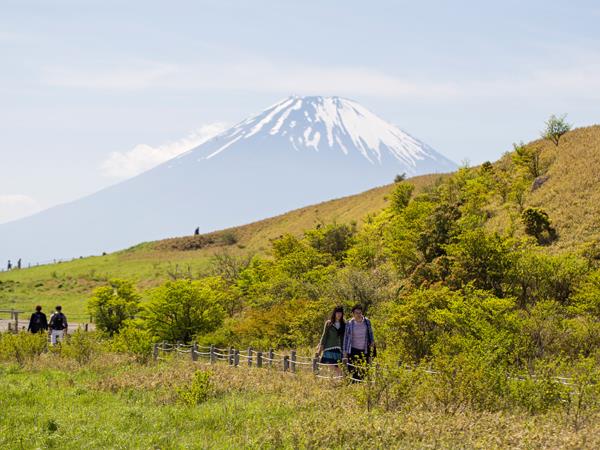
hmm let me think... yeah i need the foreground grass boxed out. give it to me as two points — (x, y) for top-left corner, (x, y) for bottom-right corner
(2, 355), (600, 449)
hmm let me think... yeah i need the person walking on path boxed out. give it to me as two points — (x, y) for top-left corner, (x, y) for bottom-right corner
(342, 304), (375, 381)
(27, 305), (48, 334)
(316, 306), (345, 376)
(48, 305), (68, 345)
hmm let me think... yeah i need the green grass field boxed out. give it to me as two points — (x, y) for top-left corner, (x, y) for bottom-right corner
(2, 353), (599, 449)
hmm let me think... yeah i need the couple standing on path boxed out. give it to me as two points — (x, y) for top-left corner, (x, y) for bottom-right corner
(27, 305), (68, 344)
(315, 304), (375, 380)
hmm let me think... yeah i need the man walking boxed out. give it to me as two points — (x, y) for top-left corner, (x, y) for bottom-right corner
(48, 305), (68, 344)
(27, 305), (48, 334)
(342, 304), (375, 380)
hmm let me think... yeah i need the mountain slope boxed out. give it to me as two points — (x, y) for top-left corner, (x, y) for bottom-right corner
(0, 172), (445, 316)
(486, 125), (600, 250)
(3, 124), (600, 317)
(0, 96), (456, 264)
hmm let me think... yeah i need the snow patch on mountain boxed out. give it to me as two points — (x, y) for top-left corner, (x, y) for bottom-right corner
(177, 96), (454, 175)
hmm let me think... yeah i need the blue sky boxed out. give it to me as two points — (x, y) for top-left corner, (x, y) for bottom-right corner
(2, 0), (600, 222)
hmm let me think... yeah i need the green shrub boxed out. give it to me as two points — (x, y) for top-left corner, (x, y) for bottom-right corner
(507, 372), (566, 415)
(521, 207), (557, 245)
(111, 321), (154, 363)
(60, 330), (102, 365)
(0, 332), (47, 366)
(177, 369), (212, 406)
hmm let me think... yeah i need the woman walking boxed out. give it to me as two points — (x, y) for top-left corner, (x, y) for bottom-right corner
(316, 306), (345, 376)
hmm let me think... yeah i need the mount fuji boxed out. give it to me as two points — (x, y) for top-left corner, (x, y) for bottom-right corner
(0, 96), (457, 263)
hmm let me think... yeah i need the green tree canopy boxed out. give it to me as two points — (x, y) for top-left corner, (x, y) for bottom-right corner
(87, 279), (141, 336)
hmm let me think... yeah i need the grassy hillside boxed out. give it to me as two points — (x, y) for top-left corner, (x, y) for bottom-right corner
(486, 125), (600, 250)
(0, 173), (443, 318)
(2, 124), (600, 320)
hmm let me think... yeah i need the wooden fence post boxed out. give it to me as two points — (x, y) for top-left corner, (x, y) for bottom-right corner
(192, 343), (198, 362)
(228, 346), (234, 366)
(234, 349), (240, 367)
(257, 351), (263, 368)
(290, 350), (297, 373)
(210, 344), (216, 364)
(312, 357), (318, 374)
(283, 355), (289, 372)
(153, 343), (159, 361)
(268, 349), (274, 368)
(8, 322), (12, 332)
(247, 347), (253, 367)
(84, 323), (89, 332)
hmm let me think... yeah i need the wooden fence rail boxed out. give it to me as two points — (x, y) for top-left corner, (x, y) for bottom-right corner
(152, 342), (580, 385)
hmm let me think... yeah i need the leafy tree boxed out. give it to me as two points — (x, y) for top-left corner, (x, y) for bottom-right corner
(570, 270), (600, 317)
(445, 230), (514, 297)
(383, 287), (455, 362)
(144, 279), (225, 343)
(327, 266), (392, 314)
(508, 251), (587, 307)
(416, 201), (461, 262)
(480, 161), (494, 174)
(512, 142), (542, 179)
(389, 182), (415, 214)
(521, 207), (557, 245)
(305, 222), (356, 261)
(394, 173), (407, 183)
(88, 279), (141, 336)
(542, 114), (571, 146)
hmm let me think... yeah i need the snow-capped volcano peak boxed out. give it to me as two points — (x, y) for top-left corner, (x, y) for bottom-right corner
(178, 96), (455, 175)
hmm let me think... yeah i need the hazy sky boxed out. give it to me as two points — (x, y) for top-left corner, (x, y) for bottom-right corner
(2, 0), (600, 223)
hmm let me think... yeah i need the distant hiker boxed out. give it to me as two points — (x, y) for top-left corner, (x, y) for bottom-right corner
(28, 305), (48, 334)
(17, 258), (21, 269)
(194, 227), (200, 235)
(343, 304), (375, 381)
(7, 260), (11, 270)
(49, 305), (68, 344)
(316, 306), (345, 376)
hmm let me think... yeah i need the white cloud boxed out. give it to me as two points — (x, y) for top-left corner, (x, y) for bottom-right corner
(100, 123), (227, 178)
(0, 195), (42, 224)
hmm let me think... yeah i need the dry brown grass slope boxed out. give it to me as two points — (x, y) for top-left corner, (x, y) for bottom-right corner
(525, 125), (600, 250)
(154, 172), (446, 255)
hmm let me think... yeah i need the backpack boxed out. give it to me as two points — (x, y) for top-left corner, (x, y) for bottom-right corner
(50, 312), (65, 330)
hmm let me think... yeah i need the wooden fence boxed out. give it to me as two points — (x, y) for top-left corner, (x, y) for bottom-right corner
(153, 343), (349, 380)
(152, 342), (579, 386)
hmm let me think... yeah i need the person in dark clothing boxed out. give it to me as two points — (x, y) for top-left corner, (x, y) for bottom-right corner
(49, 305), (68, 344)
(7, 260), (12, 270)
(316, 305), (346, 376)
(194, 227), (200, 235)
(28, 305), (48, 333)
(17, 258), (21, 269)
